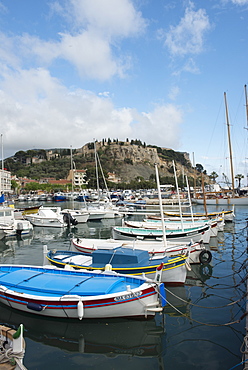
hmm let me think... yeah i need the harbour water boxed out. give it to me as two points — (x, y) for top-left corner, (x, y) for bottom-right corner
(0, 202), (247, 370)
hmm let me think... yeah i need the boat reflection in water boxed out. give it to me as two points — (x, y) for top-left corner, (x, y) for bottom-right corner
(0, 303), (164, 357)
(185, 263), (213, 288)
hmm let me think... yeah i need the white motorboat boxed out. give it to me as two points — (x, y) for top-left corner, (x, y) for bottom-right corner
(61, 209), (89, 223)
(0, 206), (33, 237)
(24, 206), (67, 228)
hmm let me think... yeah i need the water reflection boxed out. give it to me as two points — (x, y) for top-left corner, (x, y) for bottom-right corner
(0, 202), (246, 369)
(0, 303), (164, 357)
(163, 286), (191, 318)
(185, 263), (213, 287)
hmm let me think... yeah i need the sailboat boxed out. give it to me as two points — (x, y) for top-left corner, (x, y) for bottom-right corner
(79, 140), (123, 219)
(193, 88), (248, 206)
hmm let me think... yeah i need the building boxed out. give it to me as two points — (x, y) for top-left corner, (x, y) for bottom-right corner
(0, 169), (12, 194)
(107, 172), (121, 184)
(67, 169), (88, 187)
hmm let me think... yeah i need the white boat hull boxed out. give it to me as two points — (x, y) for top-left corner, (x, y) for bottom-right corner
(71, 237), (211, 265)
(0, 265), (163, 319)
(193, 197), (248, 206)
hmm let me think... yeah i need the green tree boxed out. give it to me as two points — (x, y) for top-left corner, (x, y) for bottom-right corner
(195, 163), (204, 173)
(209, 171), (218, 182)
(235, 174), (244, 188)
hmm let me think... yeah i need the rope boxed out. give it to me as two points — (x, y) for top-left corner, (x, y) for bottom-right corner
(165, 298), (240, 327)
(0, 347), (27, 370)
(165, 286), (245, 309)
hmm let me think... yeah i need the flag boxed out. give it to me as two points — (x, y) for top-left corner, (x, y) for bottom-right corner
(0, 194), (5, 203)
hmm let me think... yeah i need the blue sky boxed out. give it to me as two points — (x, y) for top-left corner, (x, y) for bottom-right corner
(0, 0), (248, 185)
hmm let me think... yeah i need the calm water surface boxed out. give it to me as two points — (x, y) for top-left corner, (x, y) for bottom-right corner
(0, 202), (247, 370)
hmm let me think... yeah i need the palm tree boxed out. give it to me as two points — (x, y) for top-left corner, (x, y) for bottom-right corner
(209, 171), (218, 182)
(235, 174), (244, 188)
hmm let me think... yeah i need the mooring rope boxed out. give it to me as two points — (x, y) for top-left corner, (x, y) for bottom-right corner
(164, 286), (245, 309)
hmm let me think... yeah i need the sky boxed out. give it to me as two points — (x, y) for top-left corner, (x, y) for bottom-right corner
(0, 0), (248, 186)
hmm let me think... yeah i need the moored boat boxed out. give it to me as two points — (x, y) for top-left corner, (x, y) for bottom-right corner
(71, 237), (211, 265)
(0, 207), (33, 237)
(0, 264), (165, 319)
(112, 224), (211, 244)
(45, 246), (189, 284)
(163, 209), (235, 222)
(23, 206), (74, 228)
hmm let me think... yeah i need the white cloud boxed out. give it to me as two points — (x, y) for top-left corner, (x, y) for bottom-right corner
(230, 0), (248, 4)
(0, 68), (182, 158)
(165, 1), (211, 56)
(132, 104), (183, 149)
(0, 1), (183, 159)
(168, 86), (180, 100)
(67, 0), (146, 38)
(0, 0), (146, 82)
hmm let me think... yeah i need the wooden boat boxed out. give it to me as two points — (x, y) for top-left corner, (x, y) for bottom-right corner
(45, 246), (189, 284)
(112, 223), (211, 244)
(0, 324), (25, 370)
(124, 218), (221, 238)
(71, 237), (212, 265)
(192, 194), (248, 206)
(163, 209), (234, 222)
(21, 205), (41, 215)
(0, 264), (165, 319)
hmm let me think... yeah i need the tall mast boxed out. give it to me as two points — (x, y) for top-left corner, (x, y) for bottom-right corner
(1, 134), (3, 170)
(244, 85), (248, 187)
(245, 84), (248, 128)
(0, 134), (3, 194)
(155, 163), (167, 248)
(94, 139), (100, 201)
(70, 145), (74, 208)
(224, 92), (235, 194)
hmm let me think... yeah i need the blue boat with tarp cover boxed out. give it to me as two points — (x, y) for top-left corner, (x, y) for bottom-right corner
(0, 264), (165, 320)
(46, 246), (188, 284)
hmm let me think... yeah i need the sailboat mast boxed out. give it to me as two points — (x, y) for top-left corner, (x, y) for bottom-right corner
(245, 84), (248, 128)
(224, 92), (235, 194)
(155, 163), (167, 248)
(94, 140), (100, 200)
(70, 146), (74, 205)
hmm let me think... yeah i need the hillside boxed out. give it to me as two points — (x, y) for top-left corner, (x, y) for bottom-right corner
(5, 139), (199, 185)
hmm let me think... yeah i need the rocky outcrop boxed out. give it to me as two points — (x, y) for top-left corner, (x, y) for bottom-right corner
(76, 140), (195, 182)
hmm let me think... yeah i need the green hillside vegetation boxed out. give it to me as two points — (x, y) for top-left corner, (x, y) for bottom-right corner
(5, 139), (204, 190)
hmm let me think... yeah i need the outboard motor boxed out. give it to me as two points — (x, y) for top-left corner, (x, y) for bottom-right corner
(63, 213), (78, 227)
(16, 222), (23, 236)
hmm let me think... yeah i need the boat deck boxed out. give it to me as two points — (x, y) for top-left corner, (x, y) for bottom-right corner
(0, 266), (140, 297)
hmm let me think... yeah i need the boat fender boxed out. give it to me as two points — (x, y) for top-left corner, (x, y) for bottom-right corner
(77, 299), (84, 320)
(105, 264), (112, 271)
(155, 263), (164, 282)
(159, 283), (166, 307)
(27, 302), (44, 311)
(199, 250), (212, 264)
(185, 260), (191, 271)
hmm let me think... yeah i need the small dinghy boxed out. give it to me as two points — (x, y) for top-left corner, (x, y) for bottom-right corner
(0, 264), (165, 320)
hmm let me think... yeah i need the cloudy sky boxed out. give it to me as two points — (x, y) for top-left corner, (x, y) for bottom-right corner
(0, 0), (248, 184)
